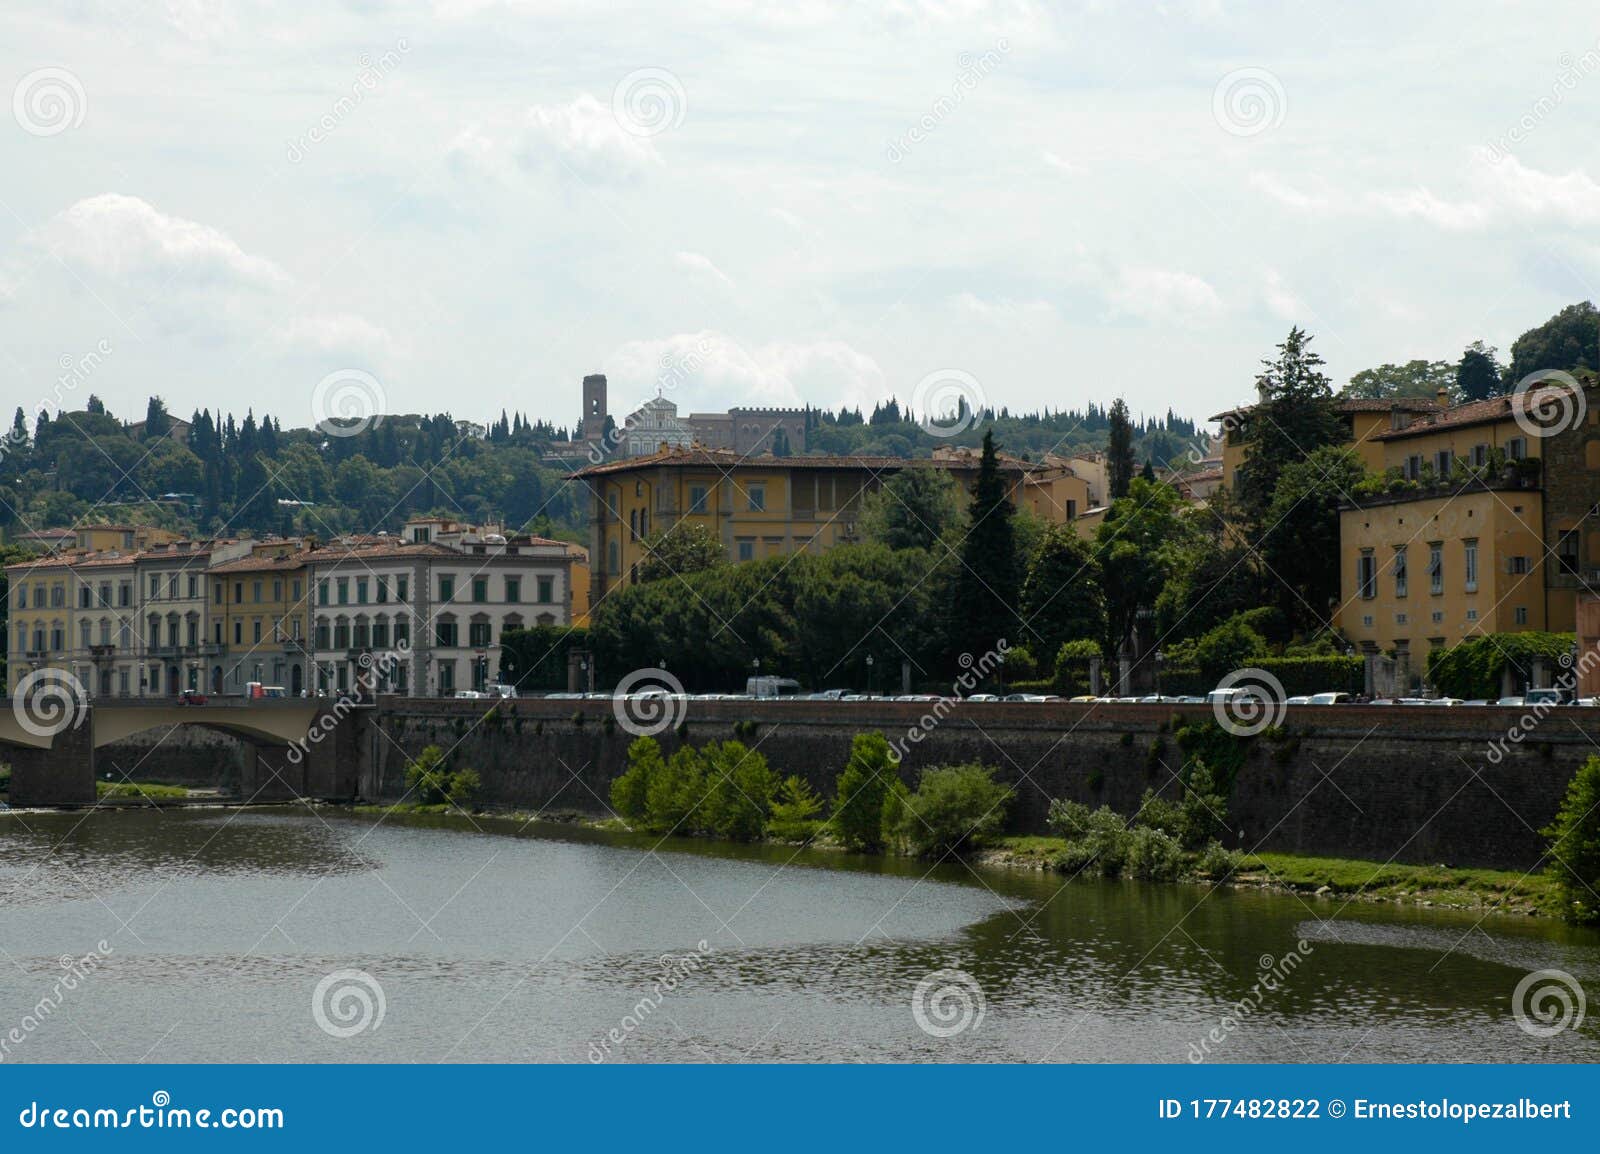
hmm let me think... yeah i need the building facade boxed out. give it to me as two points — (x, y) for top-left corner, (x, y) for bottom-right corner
(207, 542), (313, 695)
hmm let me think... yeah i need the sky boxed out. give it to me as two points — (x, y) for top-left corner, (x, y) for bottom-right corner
(4, 1), (1600, 436)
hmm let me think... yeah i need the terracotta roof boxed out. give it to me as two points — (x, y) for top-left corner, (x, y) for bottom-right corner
(207, 553), (311, 573)
(299, 540), (460, 563)
(1370, 392), (1539, 441)
(5, 550), (142, 573)
(1210, 397), (1441, 421)
(574, 445), (1026, 478)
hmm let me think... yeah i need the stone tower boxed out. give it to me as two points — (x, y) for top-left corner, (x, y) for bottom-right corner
(581, 374), (608, 443)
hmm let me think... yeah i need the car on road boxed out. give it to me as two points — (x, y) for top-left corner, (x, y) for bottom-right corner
(484, 683), (519, 699)
(965, 693), (1001, 702)
(178, 690), (208, 706)
(1002, 693), (1050, 703)
(1524, 688), (1569, 706)
(1307, 692), (1354, 705)
(1494, 695), (1525, 707)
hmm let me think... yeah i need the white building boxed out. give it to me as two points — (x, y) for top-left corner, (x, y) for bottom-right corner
(304, 519), (579, 696)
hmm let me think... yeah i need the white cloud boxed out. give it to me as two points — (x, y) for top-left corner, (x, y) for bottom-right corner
(1260, 267), (1306, 323)
(1475, 150), (1600, 226)
(32, 194), (289, 288)
(675, 251), (736, 291)
(952, 292), (1053, 318)
(1041, 150), (1080, 174)
(1103, 266), (1223, 325)
(1368, 185), (1492, 232)
(1249, 171), (1331, 213)
(517, 94), (662, 181)
(277, 312), (396, 359)
(602, 331), (886, 414)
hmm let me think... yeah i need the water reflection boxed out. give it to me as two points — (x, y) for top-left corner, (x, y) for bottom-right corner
(0, 808), (1595, 1063)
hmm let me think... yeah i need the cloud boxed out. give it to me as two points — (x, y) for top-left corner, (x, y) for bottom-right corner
(277, 312), (396, 359)
(32, 194), (289, 287)
(1249, 171), (1331, 213)
(952, 292), (1053, 319)
(1103, 266), (1223, 325)
(1260, 267), (1307, 323)
(1040, 150), (1080, 174)
(602, 330), (886, 413)
(675, 251), (736, 290)
(1476, 150), (1600, 226)
(1368, 185), (1492, 232)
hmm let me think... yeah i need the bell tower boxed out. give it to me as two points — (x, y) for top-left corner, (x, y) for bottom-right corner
(581, 373), (608, 442)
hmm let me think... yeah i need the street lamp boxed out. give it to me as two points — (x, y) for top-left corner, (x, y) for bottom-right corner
(1153, 650), (1164, 697)
(866, 653), (874, 695)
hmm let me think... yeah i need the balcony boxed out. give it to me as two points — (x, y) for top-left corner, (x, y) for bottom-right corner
(89, 644), (117, 661)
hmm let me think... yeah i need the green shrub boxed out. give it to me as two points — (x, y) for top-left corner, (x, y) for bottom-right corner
(1124, 825), (1185, 880)
(766, 775), (825, 842)
(644, 746), (707, 834)
(1544, 755), (1600, 925)
(700, 740), (778, 841)
(1196, 840), (1241, 878)
(1179, 758), (1230, 849)
(1133, 790), (1184, 839)
(403, 744), (481, 809)
(1426, 631), (1575, 700)
(891, 763), (1011, 858)
(831, 732), (898, 852)
(611, 736), (664, 824)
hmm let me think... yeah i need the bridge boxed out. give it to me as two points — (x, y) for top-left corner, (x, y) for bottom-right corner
(0, 699), (367, 806)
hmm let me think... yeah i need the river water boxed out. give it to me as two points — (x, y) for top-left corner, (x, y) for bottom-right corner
(0, 808), (1596, 1063)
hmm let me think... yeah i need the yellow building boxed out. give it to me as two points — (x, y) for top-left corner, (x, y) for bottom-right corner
(575, 446), (1084, 600)
(207, 542), (312, 695)
(1213, 395), (1445, 491)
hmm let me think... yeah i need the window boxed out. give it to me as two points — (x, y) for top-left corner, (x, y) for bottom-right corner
(337, 578), (349, 605)
(151, 575), (161, 599)
(292, 579), (302, 602)
(357, 578), (369, 605)
(394, 619), (410, 647)
(1395, 612), (1407, 624)
(1466, 608), (1479, 621)
(334, 619), (350, 649)
(436, 620), (458, 647)
(1463, 539), (1478, 593)
(1357, 550), (1377, 599)
(79, 586), (91, 609)
(79, 621), (90, 648)
(1393, 546), (1407, 598)
(437, 662), (454, 693)
(1505, 555), (1531, 575)
(537, 576), (553, 603)
(1435, 450), (1452, 478)
(607, 541), (619, 574)
(1557, 529), (1580, 575)
(273, 580), (282, 601)
(1428, 543), (1443, 594)
(214, 622), (222, 644)
(119, 582), (131, 607)
(747, 484), (766, 512)
(504, 577), (520, 603)
(252, 580), (262, 603)
(234, 621), (243, 645)
(469, 622), (491, 647)
(252, 620), (262, 643)
(377, 578), (389, 604)
(214, 582), (224, 605)
(1507, 437), (1526, 460)
(318, 580), (329, 606)
(372, 620), (389, 647)
(1403, 455), (1422, 481)
(1432, 611), (1444, 624)
(51, 585), (64, 607)
(315, 621), (330, 649)
(234, 581), (244, 604)
(689, 485), (708, 514)
(1515, 606), (1529, 625)
(412, 525), (431, 543)
(439, 576), (455, 602)
(187, 575), (198, 599)
(14, 584), (24, 609)
(98, 582), (111, 607)
(396, 576), (408, 602)
(472, 577), (487, 603)
(1470, 443), (1488, 468)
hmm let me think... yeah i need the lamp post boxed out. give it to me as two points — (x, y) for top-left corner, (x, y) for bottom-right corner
(865, 654), (874, 696)
(1153, 650), (1164, 697)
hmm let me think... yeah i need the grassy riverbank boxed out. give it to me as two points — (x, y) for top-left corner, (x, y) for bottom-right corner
(987, 836), (1555, 917)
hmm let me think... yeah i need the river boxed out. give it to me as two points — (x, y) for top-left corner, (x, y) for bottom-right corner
(0, 808), (1596, 1062)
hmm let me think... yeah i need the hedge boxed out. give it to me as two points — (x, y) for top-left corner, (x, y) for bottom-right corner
(1426, 632), (1576, 700)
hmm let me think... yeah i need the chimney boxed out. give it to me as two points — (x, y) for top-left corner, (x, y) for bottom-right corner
(1436, 386), (1449, 409)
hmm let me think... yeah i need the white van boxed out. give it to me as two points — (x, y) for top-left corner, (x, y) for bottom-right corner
(746, 676), (805, 699)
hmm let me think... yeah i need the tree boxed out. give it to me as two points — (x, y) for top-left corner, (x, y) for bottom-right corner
(403, 744), (480, 809)
(1456, 341), (1504, 402)
(1140, 460), (1156, 482)
(1095, 477), (1192, 660)
(831, 732), (898, 852)
(889, 763), (1012, 858)
(1258, 445), (1367, 634)
(948, 430), (1018, 660)
(1107, 398), (1135, 500)
(766, 775), (825, 842)
(636, 521), (726, 583)
(611, 736), (664, 823)
(1507, 301), (1600, 385)
(1236, 327), (1345, 521)
(1020, 524), (1105, 664)
(859, 467), (961, 553)
(144, 396), (171, 439)
(700, 740), (778, 841)
(1343, 359), (1454, 401)
(1543, 755), (1600, 925)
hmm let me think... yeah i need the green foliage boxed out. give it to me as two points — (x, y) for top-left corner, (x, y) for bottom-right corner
(1107, 398), (1135, 500)
(947, 431), (1019, 662)
(611, 736), (665, 823)
(1456, 341), (1505, 401)
(890, 763), (1012, 858)
(1162, 611), (1269, 683)
(499, 626), (589, 692)
(700, 740), (779, 842)
(1052, 638), (1101, 695)
(1543, 755), (1600, 925)
(644, 745), (707, 834)
(766, 775), (826, 842)
(1506, 300), (1599, 384)
(1260, 445), (1367, 634)
(635, 521), (727, 583)
(617, 738), (779, 840)
(831, 732), (899, 852)
(1094, 476), (1194, 656)
(1235, 327), (1347, 522)
(1425, 632), (1576, 699)
(859, 466), (962, 553)
(1020, 524), (1105, 665)
(403, 745), (482, 809)
(1343, 359), (1455, 401)
(1001, 645), (1038, 680)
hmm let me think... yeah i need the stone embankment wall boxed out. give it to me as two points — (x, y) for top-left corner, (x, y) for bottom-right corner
(367, 699), (1597, 870)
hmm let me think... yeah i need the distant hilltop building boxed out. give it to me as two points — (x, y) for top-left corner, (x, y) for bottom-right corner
(579, 373), (807, 459)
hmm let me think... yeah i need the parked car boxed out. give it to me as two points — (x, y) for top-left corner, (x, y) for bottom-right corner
(1286, 695), (1312, 705)
(245, 682), (287, 700)
(453, 689), (486, 699)
(178, 690), (207, 706)
(1002, 693), (1049, 703)
(1524, 688), (1570, 706)
(965, 693), (1001, 703)
(1571, 696), (1600, 708)
(1307, 692), (1353, 705)
(484, 683), (519, 699)
(1494, 695), (1526, 707)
